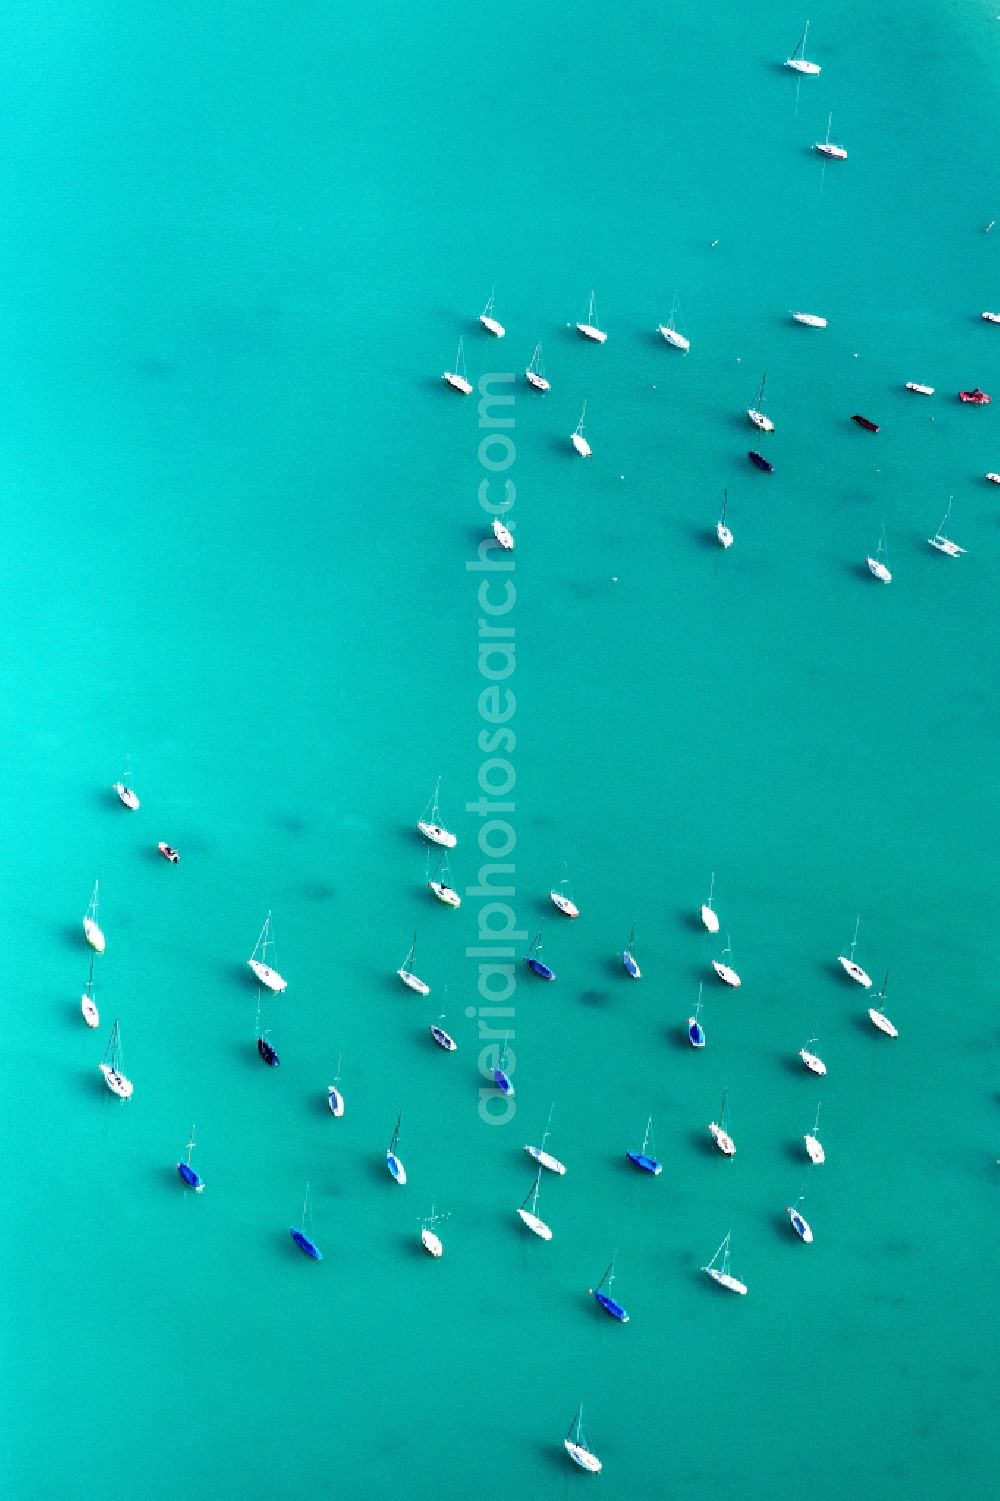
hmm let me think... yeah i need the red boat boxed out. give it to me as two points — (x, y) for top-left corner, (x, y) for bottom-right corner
(852, 414), (880, 432)
(959, 388), (991, 405)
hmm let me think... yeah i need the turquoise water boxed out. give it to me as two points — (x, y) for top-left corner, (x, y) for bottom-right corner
(3, 2), (999, 1496)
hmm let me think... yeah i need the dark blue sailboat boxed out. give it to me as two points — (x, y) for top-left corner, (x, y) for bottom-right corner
(591, 1255), (630, 1323)
(176, 1126), (205, 1191)
(621, 924), (641, 979)
(290, 1183), (323, 1260)
(257, 1034), (280, 1067)
(748, 450), (774, 472)
(626, 1116), (662, 1176)
(687, 984), (706, 1048)
(494, 1036), (514, 1096)
(524, 926), (556, 981)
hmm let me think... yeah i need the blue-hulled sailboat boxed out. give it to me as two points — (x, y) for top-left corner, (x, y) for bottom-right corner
(494, 1035), (514, 1096)
(290, 1183), (323, 1260)
(177, 1126), (205, 1191)
(626, 1116), (662, 1176)
(524, 926), (556, 980)
(621, 924), (641, 978)
(591, 1255), (630, 1323)
(386, 1111), (407, 1185)
(688, 984), (706, 1048)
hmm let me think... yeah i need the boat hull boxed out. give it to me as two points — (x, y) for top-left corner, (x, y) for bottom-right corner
(564, 1441), (602, 1473)
(712, 961), (741, 988)
(99, 1063), (133, 1100)
(717, 524), (733, 548)
(257, 1038), (280, 1066)
(327, 1087), (345, 1116)
(748, 450), (774, 472)
(747, 409), (774, 432)
(249, 959), (287, 993)
(657, 325), (690, 351)
(866, 558), (892, 583)
(113, 783), (140, 810)
(905, 382), (934, 395)
(386, 1152), (407, 1185)
(804, 1134), (826, 1164)
(959, 389), (991, 404)
(622, 951), (641, 978)
(492, 519), (514, 550)
(576, 323), (607, 343)
(525, 370), (550, 392)
(524, 1146), (566, 1175)
(525, 957), (556, 980)
(571, 432), (592, 457)
(792, 312), (827, 327)
(517, 1208), (553, 1239)
(594, 1291), (629, 1323)
(868, 1008), (898, 1037)
(421, 1228), (443, 1257)
(785, 58), (820, 75)
(480, 316), (505, 338)
(852, 414), (880, 432)
(178, 1162), (204, 1191)
(494, 1070), (514, 1096)
(709, 1124), (735, 1156)
(83, 918), (106, 954)
(549, 892), (580, 918)
(157, 842), (179, 863)
(416, 820), (457, 848)
(687, 1018), (706, 1048)
(398, 968), (430, 995)
(443, 372), (473, 394)
(290, 1228), (323, 1260)
(700, 904), (720, 934)
(81, 995), (99, 1028)
(788, 1209), (814, 1243)
(428, 881), (461, 908)
(430, 1025), (457, 1051)
(799, 1050), (827, 1076)
(625, 1151), (662, 1176)
(705, 1267), (748, 1294)
(815, 143), (847, 159)
(838, 956), (872, 988)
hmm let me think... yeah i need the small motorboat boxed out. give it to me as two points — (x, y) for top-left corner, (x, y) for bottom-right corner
(792, 312), (827, 327)
(788, 1205), (814, 1243)
(748, 450), (774, 472)
(981, 311), (1000, 324)
(959, 388), (991, 404)
(492, 516), (514, 551)
(113, 782), (140, 811)
(905, 382), (934, 395)
(157, 842), (179, 863)
(799, 1044), (827, 1076)
(257, 1035), (280, 1067)
(430, 1023), (457, 1052)
(852, 414), (880, 432)
(986, 472), (1000, 485)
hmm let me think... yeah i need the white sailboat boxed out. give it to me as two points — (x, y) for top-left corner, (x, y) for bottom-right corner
(327, 1054), (345, 1117)
(524, 1104), (567, 1175)
(787, 1191), (814, 1243)
(571, 402), (592, 457)
(700, 871), (721, 933)
(702, 1230), (748, 1294)
(99, 1019), (133, 1100)
(747, 372), (775, 432)
(420, 1202), (449, 1257)
(716, 492), (733, 549)
(83, 881), (106, 954)
(429, 1013), (458, 1051)
(814, 113), (847, 159)
(443, 336), (473, 394)
(868, 971), (899, 1037)
(928, 497), (965, 556)
(549, 876), (580, 918)
(524, 342), (550, 392)
(427, 851), (461, 908)
(248, 911), (287, 993)
(517, 1169), (552, 1239)
(711, 934), (741, 988)
(798, 1036), (827, 1076)
(791, 311), (828, 327)
(492, 506), (514, 551)
(576, 290), (607, 343)
(479, 289), (505, 338)
(416, 777), (457, 848)
(708, 1088), (736, 1156)
(867, 523), (892, 582)
(112, 760), (140, 810)
(397, 932), (431, 995)
(563, 1405), (602, 1474)
(621, 923), (641, 979)
(81, 954), (99, 1028)
(804, 1102), (825, 1164)
(785, 21), (821, 74)
(657, 297), (690, 352)
(837, 914), (872, 988)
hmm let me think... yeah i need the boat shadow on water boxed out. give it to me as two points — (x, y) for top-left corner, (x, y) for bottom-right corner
(579, 987), (612, 1008)
(532, 1439), (574, 1478)
(687, 1128), (721, 1159)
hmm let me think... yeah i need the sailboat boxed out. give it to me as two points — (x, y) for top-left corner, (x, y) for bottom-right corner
(397, 932), (431, 995)
(702, 1230), (748, 1294)
(928, 497), (965, 556)
(626, 1116), (662, 1176)
(290, 1184), (323, 1260)
(657, 297), (690, 352)
(81, 954), (99, 1028)
(621, 924), (641, 979)
(430, 1014), (458, 1051)
(785, 21), (821, 74)
(517, 1169), (552, 1239)
(494, 1035), (514, 1096)
(787, 1187), (814, 1243)
(523, 926), (556, 980)
(716, 492), (733, 549)
(711, 935), (741, 988)
(700, 872), (721, 933)
(99, 1020), (133, 1099)
(590, 1255), (630, 1323)
(814, 113), (847, 159)
(255, 997), (280, 1067)
(791, 311), (828, 327)
(492, 504), (514, 551)
(327, 1055), (345, 1116)
(524, 342), (550, 392)
(837, 914), (872, 988)
(564, 1405), (602, 1473)
(525, 1105), (567, 1174)
(479, 289), (505, 338)
(248, 911), (287, 993)
(416, 777), (457, 848)
(83, 881), (106, 954)
(708, 1089), (736, 1156)
(443, 336), (473, 394)
(177, 1126), (205, 1191)
(420, 1203), (449, 1257)
(576, 290), (607, 343)
(867, 524), (892, 582)
(868, 971), (899, 1037)
(427, 851), (461, 908)
(571, 403), (592, 457)
(804, 1102), (825, 1164)
(112, 761), (140, 810)
(386, 1112), (407, 1184)
(687, 984), (706, 1048)
(747, 373), (775, 432)
(549, 876), (580, 918)
(798, 1036), (827, 1076)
